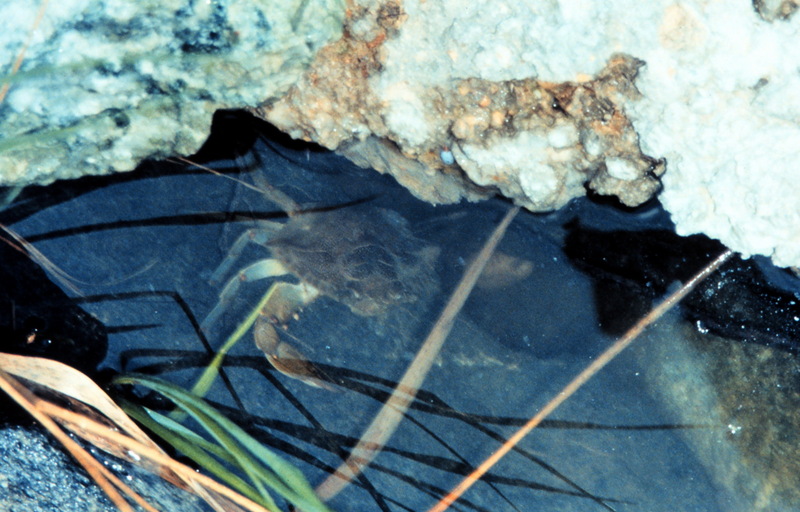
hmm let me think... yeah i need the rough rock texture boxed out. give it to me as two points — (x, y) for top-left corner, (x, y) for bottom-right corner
(258, 0), (800, 268)
(0, 0), (344, 186)
(4, 1), (800, 268)
(626, 3), (800, 268)
(0, 426), (206, 512)
(335, 59), (666, 209)
(258, 4), (661, 211)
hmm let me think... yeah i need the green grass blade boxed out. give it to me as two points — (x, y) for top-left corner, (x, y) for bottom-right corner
(115, 374), (333, 512)
(120, 376), (278, 502)
(188, 285), (278, 399)
(121, 400), (274, 508)
(125, 400), (246, 466)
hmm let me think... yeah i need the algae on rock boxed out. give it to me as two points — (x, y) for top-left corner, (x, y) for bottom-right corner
(0, 0), (345, 186)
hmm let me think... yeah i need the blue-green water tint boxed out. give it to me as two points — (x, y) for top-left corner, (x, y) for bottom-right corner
(2, 114), (798, 511)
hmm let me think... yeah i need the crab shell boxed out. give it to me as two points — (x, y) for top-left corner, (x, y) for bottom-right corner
(266, 206), (440, 316)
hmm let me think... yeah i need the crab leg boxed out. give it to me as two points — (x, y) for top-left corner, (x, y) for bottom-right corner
(254, 317), (339, 391)
(251, 281), (338, 391)
(201, 258), (289, 333)
(208, 221), (284, 286)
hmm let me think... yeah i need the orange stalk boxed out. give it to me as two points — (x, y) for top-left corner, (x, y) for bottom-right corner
(428, 249), (734, 512)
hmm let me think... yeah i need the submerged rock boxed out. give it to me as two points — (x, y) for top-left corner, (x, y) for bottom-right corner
(637, 320), (800, 512)
(565, 220), (800, 510)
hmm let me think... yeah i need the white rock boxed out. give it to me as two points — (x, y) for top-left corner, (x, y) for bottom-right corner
(605, 158), (640, 181)
(370, 0), (800, 267)
(454, 126), (589, 210)
(622, 2), (800, 266)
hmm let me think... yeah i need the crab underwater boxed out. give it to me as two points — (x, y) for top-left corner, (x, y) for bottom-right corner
(2, 114), (799, 512)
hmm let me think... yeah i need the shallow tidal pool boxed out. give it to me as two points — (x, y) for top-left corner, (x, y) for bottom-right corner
(2, 115), (798, 512)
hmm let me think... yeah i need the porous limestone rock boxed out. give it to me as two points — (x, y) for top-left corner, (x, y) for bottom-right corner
(258, 0), (800, 268)
(259, 4), (661, 211)
(0, 0), (344, 186)
(5, 0), (800, 269)
(626, 3), (800, 268)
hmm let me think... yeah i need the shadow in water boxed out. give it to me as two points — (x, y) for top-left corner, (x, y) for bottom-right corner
(7, 111), (794, 511)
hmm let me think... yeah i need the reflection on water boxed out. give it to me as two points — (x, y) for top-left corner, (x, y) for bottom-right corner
(2, 114), (799, 511)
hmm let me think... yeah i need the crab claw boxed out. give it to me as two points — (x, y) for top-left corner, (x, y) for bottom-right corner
(254, 317), (340, 392)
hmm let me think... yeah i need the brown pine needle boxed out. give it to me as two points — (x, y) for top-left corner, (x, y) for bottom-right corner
(37, 401), (267, 512)
(315, 205), (520, 502)
(0, 368), (141, 512)
(0, 353), (159, 449)
(0, 354), (269, 512)
(427, 248), (734, 512)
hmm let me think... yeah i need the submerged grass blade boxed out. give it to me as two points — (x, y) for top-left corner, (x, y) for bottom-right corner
(122, 401), (266, 504)
(117, 374), (333, 512)
(188, 284), (278, 399)
(40, 399), (272, 512)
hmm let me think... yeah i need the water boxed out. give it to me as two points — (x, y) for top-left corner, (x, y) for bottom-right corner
(2, 114), (798, 512)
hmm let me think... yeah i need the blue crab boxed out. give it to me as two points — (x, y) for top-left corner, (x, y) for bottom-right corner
(202, 181), (440, 390)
